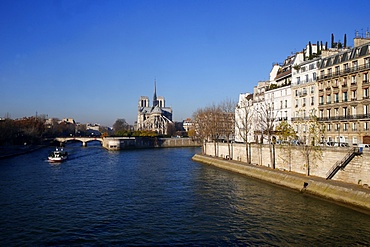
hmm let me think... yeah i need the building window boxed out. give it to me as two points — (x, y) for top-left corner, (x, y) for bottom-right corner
(334, 93), (339, 103)
(353, 61), (358, 71)
(313, 72), (317, 81)
(305, 74), (309, 83)
(364, 105), (369, 115)
(343, 107), (348, 118)
(365, 122), (369, 131)
(364, 73), (369, 83)
(295, 99), (298, 108)
(351, 90), (357, 101)
(353, 136), (358, 144)
(344, 123), (348, 131)
(364, 88), (369, 99)
(344, 63), (349, 72)
(328, 68), (332, 76)
(327, 94), (331, 104)
(285, 100), (287, 108)
(319, 110), (324, 118)
(352, 106), (357, 117)
(303, 98), (306, 107)
(334, 79), (339, 87)
(319, 96), (324, 105)
(343, 92), (348, 102)
(311, 96), (314, 105)
(343, 77), (347, 86)
(352, 75), (357, 84)
(327, 109), (331, 118)
(296, 77), (300, 85)
(335, 66), (340, 75)
(352, 122), (357, 131)
(335, 108), (339, 117)
(365, 58), (370, 68)
(327, 124), (331, 131)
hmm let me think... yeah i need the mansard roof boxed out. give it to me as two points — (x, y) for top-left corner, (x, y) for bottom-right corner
(319, 42), (370, 69)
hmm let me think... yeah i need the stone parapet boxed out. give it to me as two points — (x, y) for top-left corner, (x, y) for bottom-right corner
(204, 142), (370, 185)
(103, 137), (200, 150)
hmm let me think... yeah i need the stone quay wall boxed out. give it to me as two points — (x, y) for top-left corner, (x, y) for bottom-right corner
(192, 154), (370, 212)
(204, 142), (370, 186)
(103, 137), (200, 150)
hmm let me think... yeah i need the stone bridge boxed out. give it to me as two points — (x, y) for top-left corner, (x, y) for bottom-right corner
(55, 137), (103, 147)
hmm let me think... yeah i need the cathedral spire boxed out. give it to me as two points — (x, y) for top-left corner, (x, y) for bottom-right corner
(153, 79), (159, 107)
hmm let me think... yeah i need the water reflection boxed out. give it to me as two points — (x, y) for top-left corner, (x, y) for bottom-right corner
(0, 146), (369, 246)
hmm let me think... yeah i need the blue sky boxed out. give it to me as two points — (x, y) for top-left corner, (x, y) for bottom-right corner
(1, 0), (370, 126)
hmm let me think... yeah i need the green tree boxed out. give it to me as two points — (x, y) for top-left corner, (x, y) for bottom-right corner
(113, 118), (130, 134)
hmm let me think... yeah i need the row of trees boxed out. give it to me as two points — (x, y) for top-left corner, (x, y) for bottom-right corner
(0, 115), (191, 146)
(192, 99), (236, 157)
(193, 99), (325, 176)
(0, 117), (46, 145)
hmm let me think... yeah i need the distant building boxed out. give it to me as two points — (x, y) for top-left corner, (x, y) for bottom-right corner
(182, 118), (194, 132)
(60, 118), (76, 125)
(136, 81), (173, 135)
(87, 123), (100, 131)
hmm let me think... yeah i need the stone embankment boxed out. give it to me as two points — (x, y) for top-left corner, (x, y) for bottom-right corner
(192, 154), (370, 213)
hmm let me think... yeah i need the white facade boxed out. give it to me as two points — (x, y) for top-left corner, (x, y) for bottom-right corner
(235, 93), (254, 143)
(264, 85), (292, 126)
(292, 58), (320, 120)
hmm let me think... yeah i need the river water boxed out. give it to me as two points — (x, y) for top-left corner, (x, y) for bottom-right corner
(1, 142), (370, 246)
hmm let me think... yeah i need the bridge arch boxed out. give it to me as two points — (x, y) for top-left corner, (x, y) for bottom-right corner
(55, 137), (103, 147)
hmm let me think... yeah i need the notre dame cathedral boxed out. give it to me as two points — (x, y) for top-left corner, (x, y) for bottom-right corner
(136, 81), (173, 135)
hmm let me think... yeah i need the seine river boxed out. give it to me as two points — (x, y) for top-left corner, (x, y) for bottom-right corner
(1, 142), (370, 246)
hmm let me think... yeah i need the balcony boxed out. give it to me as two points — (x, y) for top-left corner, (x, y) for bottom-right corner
(317, 63), (370, 82)
(317, 114), (370, 121)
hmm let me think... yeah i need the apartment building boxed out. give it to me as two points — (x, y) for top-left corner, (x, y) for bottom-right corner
(291, 58), (319, 141)
(317, 36), (370, 145)
(235, 93), (254, 143)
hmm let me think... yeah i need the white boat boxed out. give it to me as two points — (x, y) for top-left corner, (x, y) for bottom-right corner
(48, 148), (68, 162)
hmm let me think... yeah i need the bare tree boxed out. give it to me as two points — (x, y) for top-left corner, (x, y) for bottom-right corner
(296, 114), (325, 176)
(193, 107), (211, 154)
(235, 96), (254, 163)
(275, 120), (297, 171)
(258, 102), (278, 168)
(219, 99), (236, 159)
